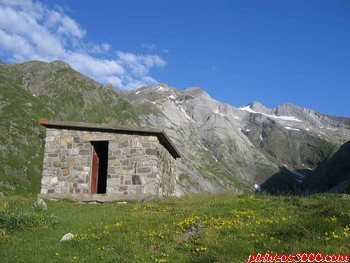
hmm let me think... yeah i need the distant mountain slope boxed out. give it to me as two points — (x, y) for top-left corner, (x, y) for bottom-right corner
(123, 84), (349, 195)
(1, 60), (349, 196)
(304, 140), (350, 193)
(260, 140), (350, 195)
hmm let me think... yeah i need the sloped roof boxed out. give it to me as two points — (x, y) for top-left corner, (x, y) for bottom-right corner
(39, 120), (181, 159)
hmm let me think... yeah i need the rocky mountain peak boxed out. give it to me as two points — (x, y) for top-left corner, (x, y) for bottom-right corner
(49, 60), (71, 69)
(184, 86), (209, 98)
(249, 101), (274, 115)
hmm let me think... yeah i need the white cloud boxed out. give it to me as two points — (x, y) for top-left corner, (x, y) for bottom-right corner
(141, 43), (156, 50)
(102, 43), (110, 52)
(57, 15), (86, 38)
(116, 51), (166, 77)
(0, 0), (166, 89)
(162, 49), (169, 53)
(83, 42), (111, 54)
(105, 76), (123, 88)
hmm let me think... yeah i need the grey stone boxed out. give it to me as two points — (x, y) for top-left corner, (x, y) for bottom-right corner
(118, 141), (129, 148)
(68, 149), (79, 155)
(34, 198), (48, 211)
(132, 175), (141, 185)
(138, 167), (151, 173)
(60, 233), (74, 242)
(146, 149), (158, 155)
(125, 180), (131, 185)
(79, 150), (90, 155)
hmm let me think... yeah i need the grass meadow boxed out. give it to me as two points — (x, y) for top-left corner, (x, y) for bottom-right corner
(0, 194), (349, 263)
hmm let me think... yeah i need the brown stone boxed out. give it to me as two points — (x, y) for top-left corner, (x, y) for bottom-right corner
(68, 158), (75, 167)
(118, 186), (128, 192)
(149, 136), (158, 141)
(53, 161), (61, 167)
(63, 169), (69, 176)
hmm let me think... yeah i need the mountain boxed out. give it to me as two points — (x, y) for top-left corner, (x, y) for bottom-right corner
(123, 84), (350, 195)
(0, 60), (349, 196)
(260, 140), (350, 195)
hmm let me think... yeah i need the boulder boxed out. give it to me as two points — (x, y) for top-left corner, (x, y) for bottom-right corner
(60, 233), (74, 242)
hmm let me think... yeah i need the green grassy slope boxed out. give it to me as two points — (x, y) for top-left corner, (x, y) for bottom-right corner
(0, 194), (349, 262)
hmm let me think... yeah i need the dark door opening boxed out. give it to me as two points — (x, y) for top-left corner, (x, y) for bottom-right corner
(91, 141), (109, 194)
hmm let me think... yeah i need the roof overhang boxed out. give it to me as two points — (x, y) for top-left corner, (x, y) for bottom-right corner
(39, 119), (181, 159)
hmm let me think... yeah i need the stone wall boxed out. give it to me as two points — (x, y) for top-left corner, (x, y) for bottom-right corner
(40, 128), (176, 198)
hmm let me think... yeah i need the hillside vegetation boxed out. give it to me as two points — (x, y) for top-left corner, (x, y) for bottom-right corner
(0, 194), (349, 263)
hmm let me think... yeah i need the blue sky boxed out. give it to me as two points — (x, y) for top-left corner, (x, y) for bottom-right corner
(0, 1), (349, 117)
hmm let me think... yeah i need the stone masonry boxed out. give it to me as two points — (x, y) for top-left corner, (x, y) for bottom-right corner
(39, 121), (180, 201)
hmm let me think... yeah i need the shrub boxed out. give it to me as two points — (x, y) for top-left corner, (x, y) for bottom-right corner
(0, 202), (56, 232)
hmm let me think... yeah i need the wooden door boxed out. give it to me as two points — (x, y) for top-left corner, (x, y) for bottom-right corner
(91, 147), (99, 194)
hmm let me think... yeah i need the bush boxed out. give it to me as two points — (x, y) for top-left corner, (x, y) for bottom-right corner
(0, 202), (56, 232)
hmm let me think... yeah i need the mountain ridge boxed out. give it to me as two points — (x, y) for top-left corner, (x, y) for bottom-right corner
(0, 59), (349, 196)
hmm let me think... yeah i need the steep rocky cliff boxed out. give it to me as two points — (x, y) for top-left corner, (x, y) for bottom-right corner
(124, 84), (349, 195)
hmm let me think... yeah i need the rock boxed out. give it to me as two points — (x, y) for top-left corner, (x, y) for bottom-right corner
(33, 198), (48, 210)
(184, 222), (202, 236)
(117, 201), (127, 204)
(88, 201), (98, 204)
(49, 198), (59, 202)
(341, 194), (350, 200)
(0, 192), (4, 197)
(60, 233), (74, 242)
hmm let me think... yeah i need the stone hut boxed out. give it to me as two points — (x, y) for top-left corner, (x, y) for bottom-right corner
(38, 120), (181, 201)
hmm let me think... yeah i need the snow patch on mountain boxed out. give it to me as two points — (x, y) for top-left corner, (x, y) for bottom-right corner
(178, 106), (195, 123)
(284, 126), (300, 131)
(156, 86), (166, 91)
(238, 105), (303, 122)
